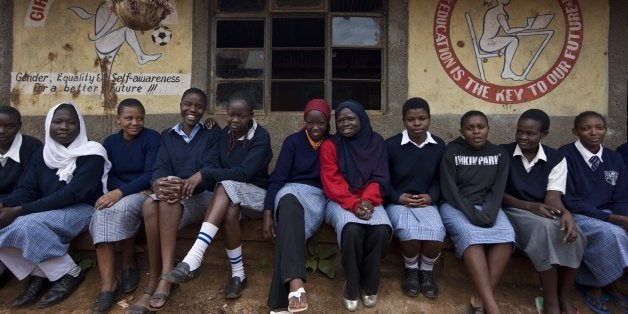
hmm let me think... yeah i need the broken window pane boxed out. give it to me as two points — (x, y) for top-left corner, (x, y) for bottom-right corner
(216, 50), (265, 79)
(217, 20), (265, 48)
(217, 0), (266, 12)
(332, 81), (381, 110)
(272, 50), (325, 79)
(330, 0), (383, 12)
(332, 17), (381, 46)
(271, 81), (324, 111)
(216, 82), (264, 110)
(332, 49), (381, 79)
(272, 18), (325, 47)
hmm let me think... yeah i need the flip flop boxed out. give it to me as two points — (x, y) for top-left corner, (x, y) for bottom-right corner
(603, 289), (628, 312)
(287, 287), (308, 313)
(149, 277), (180, 311)
(579, 286), (610, 314)
(469, 297), (485, 314)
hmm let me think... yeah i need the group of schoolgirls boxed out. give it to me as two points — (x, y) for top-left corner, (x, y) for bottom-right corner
(0, 91), (626, 314)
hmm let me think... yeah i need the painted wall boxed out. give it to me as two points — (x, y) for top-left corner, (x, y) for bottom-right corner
(410, 0), (606, 115)
(10, 0), (193, 116)
(0, 0), (626, 157)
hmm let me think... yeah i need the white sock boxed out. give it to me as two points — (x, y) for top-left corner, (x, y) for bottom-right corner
(420, 254), (439, 271)
(183, 222), (219, 271)
(66, 265), (82, 277)
(403, 254), (419, 270)
(226, 246), (245, 280)
(31, 267), (46, 278)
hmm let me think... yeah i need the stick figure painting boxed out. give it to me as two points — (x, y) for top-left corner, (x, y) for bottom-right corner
(467, 0), (555, 82)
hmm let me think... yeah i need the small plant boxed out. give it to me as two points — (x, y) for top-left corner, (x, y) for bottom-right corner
(305, 239), (336, 279)
(69, 251), (97, 271)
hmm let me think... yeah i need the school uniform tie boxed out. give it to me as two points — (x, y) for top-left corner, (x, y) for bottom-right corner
(589, 155), (601, 171)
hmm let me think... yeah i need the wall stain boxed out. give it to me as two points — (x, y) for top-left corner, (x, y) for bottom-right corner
(62, 43), (73, 52)
(48, 52), (57, 61)
(457, 40), (465, 48)
(10, 87), (22, 106)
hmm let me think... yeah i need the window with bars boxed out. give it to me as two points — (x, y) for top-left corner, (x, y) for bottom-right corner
(210, 0), (386, 112)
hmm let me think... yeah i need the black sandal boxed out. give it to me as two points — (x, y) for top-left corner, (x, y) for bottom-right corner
(126, 288), (155, 314)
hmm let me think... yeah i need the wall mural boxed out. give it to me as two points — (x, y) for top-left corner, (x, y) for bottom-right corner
(10, 0), (190, 115)
(433, 0), (583, 104)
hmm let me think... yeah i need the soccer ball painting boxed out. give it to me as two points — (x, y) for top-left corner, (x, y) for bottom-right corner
(151, 26), (172, 46)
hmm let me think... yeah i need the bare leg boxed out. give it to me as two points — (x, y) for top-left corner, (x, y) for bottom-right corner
(203, 184), (232, 226)
(399, 240), (421, 260)
(120, 237), (136, 270)
(95, 242), (116, 292)
(557, 266), (578, 314)
(421, 240), (442, 259)
(463, 244), (500, 314)
(539, 266), (560, 314)
(222, 204), (242, 250)
(131, 199), (161, 311)
(150, 201), (182, 309)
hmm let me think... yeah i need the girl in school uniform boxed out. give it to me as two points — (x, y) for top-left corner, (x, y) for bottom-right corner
(0, 105), (42, 200)
(263, 99), (331, 313)
(320, 100), (391, 312)
(501, 109), (584, 314)
(0, 103), (110, 308)
(560, 111), (628, 314)
(130, 88), (221, 313)
(89, 99), (161, 314)
(164, 90), (272, 300)
(385, 98), (446, 299)
(439, 110), (514, 314)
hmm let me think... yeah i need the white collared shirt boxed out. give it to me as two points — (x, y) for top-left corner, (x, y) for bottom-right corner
(171, 122), (203, 143)
(574, 139), (603, 170)
(0, 133), (22, 167)
(231, 119), (258, 141)
(400, 130), (437, 148)
(514, 143), (567, 193)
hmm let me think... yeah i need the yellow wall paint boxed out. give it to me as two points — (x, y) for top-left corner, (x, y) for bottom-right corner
(12, 0), (193, 115)
(409, 0), (608, 115)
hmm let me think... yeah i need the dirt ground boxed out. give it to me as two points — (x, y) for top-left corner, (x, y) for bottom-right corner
(0, 239), (604, 313)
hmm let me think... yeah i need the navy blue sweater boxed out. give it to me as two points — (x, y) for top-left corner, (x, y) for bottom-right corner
(501, 142), (564, 202)
(0, 134), (42, 195)
(2, 148), (105, 215)
(385, 132), (446, 205)
(104, 128), (161, 195)
(560, 142), (628, 220)
(152, 125), (221, 194)
(200, 125), (272, 189)
(264, 130), (323, 211)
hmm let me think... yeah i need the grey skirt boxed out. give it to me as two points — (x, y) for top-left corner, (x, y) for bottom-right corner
(274, 183), (327, 239)
(504, 207), (586, 272)
(221, 180), (266, 213)
(325, 200), (392, 247)
(89, 192), (149, 244)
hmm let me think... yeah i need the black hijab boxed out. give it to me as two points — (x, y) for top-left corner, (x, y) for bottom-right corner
(331, 100), (389, 193)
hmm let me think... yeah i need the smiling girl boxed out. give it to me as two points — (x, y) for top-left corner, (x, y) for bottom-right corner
(164, 90), (272, 301)
(560, 111), (628, 314)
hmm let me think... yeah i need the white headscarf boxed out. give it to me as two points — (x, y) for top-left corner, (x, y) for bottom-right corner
(43, 103), (111, 193)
